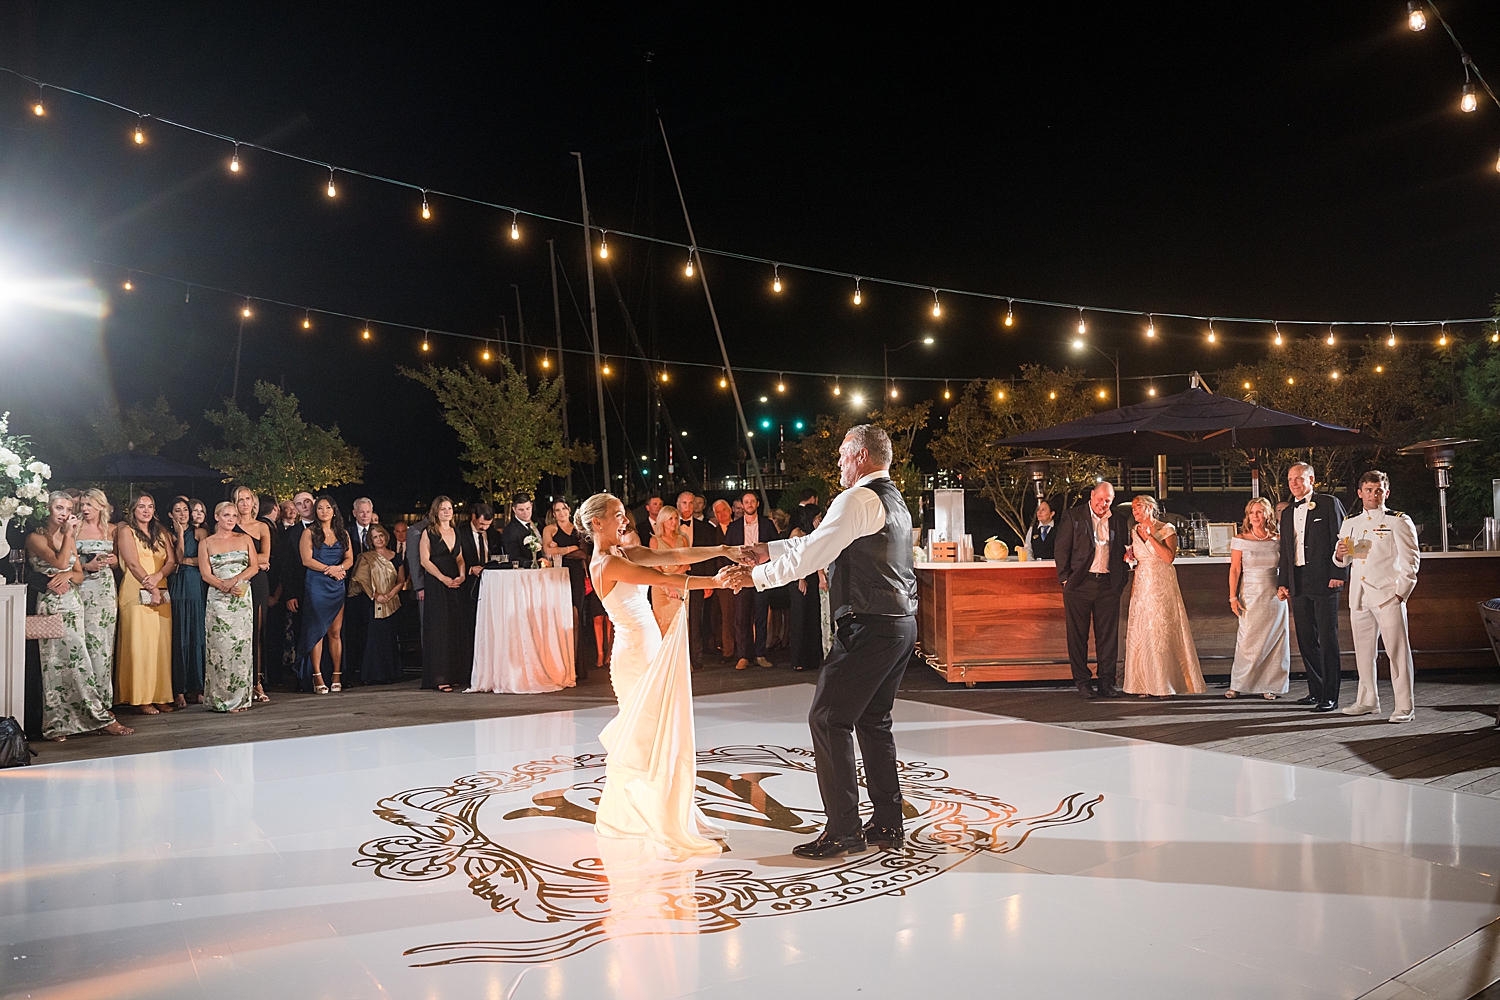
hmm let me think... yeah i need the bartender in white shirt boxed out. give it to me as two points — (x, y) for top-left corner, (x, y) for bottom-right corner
(1333, 470), (1420, 722)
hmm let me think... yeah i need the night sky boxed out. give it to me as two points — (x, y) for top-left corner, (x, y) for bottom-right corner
(1, 2), (1497, 512)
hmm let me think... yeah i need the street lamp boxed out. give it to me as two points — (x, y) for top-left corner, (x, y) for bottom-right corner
(1071, 340), (1121, 408)
(884, 336), (935, 400)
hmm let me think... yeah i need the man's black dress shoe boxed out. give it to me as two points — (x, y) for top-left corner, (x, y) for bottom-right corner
(862, 821), (904, 849)
(1097, 682), (1123, 699)
(791, 833), (867, 859)
(1311, 700), (1338, 713)
(1294, 695), (1319, 706)
(1077, 682), (1098, 700)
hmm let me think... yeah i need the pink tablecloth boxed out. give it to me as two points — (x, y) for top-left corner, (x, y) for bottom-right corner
(469, 568), (576, 693)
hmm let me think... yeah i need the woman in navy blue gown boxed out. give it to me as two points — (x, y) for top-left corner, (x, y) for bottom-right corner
(296, 496), (353, 693)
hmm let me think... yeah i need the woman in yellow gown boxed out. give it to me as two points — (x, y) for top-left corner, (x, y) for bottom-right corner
(115, 493), (177, 713)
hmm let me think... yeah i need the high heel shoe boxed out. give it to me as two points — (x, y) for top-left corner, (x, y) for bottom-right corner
(314, 678), (330, 695)
(330, 673), (342, 693)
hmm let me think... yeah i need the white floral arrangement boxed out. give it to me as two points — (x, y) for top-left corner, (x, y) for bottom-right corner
(0, 412), (51, 525)
(523, 531), (543, 554)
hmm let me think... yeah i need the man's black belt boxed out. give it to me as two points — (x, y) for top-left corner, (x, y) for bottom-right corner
(1088, 571), (1111, 579)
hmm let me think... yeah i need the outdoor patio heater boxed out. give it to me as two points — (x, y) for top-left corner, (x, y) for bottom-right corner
(1397, 437), (1478, 552)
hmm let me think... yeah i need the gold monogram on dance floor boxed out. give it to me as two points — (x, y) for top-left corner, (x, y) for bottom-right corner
(354, 746), (1104, 965)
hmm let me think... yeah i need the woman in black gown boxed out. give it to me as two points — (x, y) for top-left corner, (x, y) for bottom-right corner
(787, 503), (825, 671)
(418, 495), (471, 692)
(542, 499), (593, 680)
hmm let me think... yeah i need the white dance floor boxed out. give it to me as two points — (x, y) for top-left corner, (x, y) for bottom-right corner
(4, 687), (1499, 1000)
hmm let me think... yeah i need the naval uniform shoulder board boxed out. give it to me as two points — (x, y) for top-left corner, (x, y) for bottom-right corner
(1387, 510), (1404, 518)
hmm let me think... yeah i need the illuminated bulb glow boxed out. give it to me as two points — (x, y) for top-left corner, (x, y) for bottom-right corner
(1072, 338), (1085, 350)
(1331, 371), (1340, 379)
(1388, 331), (1397, 347)
(660, 371), (669, 383)
(851, 393), (864, 405)
(241, 302), (252, 318)
(302, 315), (312, 330)
(1146, 315), (1155, 338)
(1148, 386), (1157, 396)
(1326, 329), (1336, 346)
(1287, 377), (1295, 385)
(1077, 310), (1086, 335)
(421, 193), (431, 220)
(510, 212), (520, 240)
(1462, 84), (1478, 114)
(772, 265), (781, 293)
(685, 250), (695, 278)
(481, 347), (490, 360)
(362, 328), (371, 340)
(1408, 2), (1426, 30)
(1375, 365), (1384, 373)
(326, 170), (337, 198)
(1207, 320), (1216, 343)
(229, 151), (240, 172)
(997, 390), (1006, 400)
(122, 280), (133, 291)
(943, 383), (951, 400)
(1048, 391), (1057, 400)
(32, 101), (44, 116)
(542, 355), (550, 368)
(1004, 308), (1014, 328)
(602, 362), (611, 375)
(133, 122), (144, 144)
(833, 383), (841, 396)
(890, 388), (899, 399)
(1243, 381), (1251, 390)
(931, 290), (941, 318)
(1439, 333), (1448, 345)
(421, 338), (430, 352)
(598, 232), (609, 259)
(1098, 389), (1106, 399)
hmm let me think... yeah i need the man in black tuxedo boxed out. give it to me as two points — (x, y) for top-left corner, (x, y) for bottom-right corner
(458, 503), (505, 599)
(501, 493), (541, 568)
(343, 497), (376, 686)
(1276, 462), (1348, 712)
(675, 490), (720, 669)
(722, 490), (782, 668)
(1053, 482), (1131, 699)
(635, 494), (663, 543)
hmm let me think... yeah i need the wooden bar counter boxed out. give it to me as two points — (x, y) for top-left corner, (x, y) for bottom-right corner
(916, 552), (1500, 686)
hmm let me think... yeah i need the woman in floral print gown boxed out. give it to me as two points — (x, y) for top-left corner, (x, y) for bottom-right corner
(25, 492), (132, 741)
(75, 489), (120, 690)
(200, 502), (258, 712)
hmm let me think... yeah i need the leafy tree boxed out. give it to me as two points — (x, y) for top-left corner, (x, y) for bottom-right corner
(94, 395), (188, 456)
(201, 381), (365, 497)
(929, 366), (1115, 538)
(403, 360), (593, 503)
(782, 400), (932, 513)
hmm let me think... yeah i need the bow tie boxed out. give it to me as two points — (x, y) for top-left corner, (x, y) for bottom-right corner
(1292, 497), (1309, 506)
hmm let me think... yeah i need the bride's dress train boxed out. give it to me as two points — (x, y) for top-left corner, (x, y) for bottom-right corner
(596, 580), (725, 860)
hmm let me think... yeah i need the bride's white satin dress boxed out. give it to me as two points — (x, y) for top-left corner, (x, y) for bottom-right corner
(595, 579), (725, 860)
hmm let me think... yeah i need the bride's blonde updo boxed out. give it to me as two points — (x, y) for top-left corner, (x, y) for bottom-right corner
(575, 493), (619, 542)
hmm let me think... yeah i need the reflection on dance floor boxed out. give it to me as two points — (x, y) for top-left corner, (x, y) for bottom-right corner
(3, 687), (1499, 999)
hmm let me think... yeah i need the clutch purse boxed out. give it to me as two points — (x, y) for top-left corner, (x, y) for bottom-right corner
(25, 615), (65, 641)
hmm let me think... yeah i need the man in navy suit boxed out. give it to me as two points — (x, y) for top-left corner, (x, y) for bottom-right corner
(721, 490), (781, 668)
(1276, 462), (1348, 712)
(1053, 482), (1131, 699)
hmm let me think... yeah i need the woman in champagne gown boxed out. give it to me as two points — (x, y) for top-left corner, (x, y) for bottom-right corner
(1227, 497), (1291, 699)
(116, 494), (177, 713)
(1122, 495), (1206, 697)
(201, 502), (258, 712)
(577, 493), (741, 861)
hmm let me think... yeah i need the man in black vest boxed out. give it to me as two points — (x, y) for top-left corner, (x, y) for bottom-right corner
(1276, 462), (1348, 712)
(726, 424), (917, 859)
(1053, 482), (1131, 699)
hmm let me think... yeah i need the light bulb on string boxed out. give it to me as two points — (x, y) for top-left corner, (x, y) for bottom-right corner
(32, 87), (44, 116)
(133, 118), (145, 144)
(1097, 387), (1107, 400)
(1330, 370), (1340, 380)
(1148, 384), (1157, 397)
(362, 325), (372, 341)
(241, 300), (252, 319)
(718, 372), (728, 389)
(420, 191), (431, 220)
(1326, 326), (1336, 346)
(1287, 377), (1295, 385)
(996, 389), (1006, 400)
(1004, 300), (1014, 328)
(1048, 391), (1057, 400)
(481, 342), (491, 361)
(659, 369), (669, 383)
(1145, 314), (1155, 338)
(1375, 365), (1385, 373)
(931, 289), (942, 318)
(1388, 325), (1397, 347)
(772, 264), (781, 294)
(1273, 321), (1283, 346)
(1462, 82), (1478, 114)
(1207, 319), (1217, 344)
(943, 381), (951, 400)
(510, 211), (520, 240)
(1076, 308), (1086, 335)
(684, 249), (695, 278)
(833, 379), (842, 396)
(1439, 325), (1448, 346)
(122, 277), (133, 291)
(598, 231), (609, 259)
(852, 278), (862, 306)
(302, 311), (312, 331)
(229, 144), (240, 173)
(421, 331), (430, 352)
(541, 352), (551, 369)
(326, 167), (337, 198)
(1408, 1), (1427, 30)
(602, 359), (611, 376)
(776, 374), (786, 393)
(1243, 381), (1252, 390)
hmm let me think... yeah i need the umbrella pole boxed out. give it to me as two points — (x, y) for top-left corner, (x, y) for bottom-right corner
(1156, 455), (1167, 502)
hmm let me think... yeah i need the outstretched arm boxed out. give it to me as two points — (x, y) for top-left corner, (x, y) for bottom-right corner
(744, 485), (885, 591)
(619, 543), (744, 567)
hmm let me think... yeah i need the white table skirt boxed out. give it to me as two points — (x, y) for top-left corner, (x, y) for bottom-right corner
(470, 568), (575, 693)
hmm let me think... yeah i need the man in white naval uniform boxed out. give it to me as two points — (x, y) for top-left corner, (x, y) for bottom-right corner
(1333, 470), (1421, 723)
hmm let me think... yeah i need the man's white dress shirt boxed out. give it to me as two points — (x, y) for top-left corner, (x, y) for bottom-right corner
(1088, 508), (1111, 573)
(751, 471), (890, 591)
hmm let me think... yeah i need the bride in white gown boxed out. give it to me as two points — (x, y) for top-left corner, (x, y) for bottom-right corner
(576, 493), (746, 860)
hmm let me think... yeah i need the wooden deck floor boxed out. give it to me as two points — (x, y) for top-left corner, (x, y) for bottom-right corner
(25, 658), (1500, 798)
